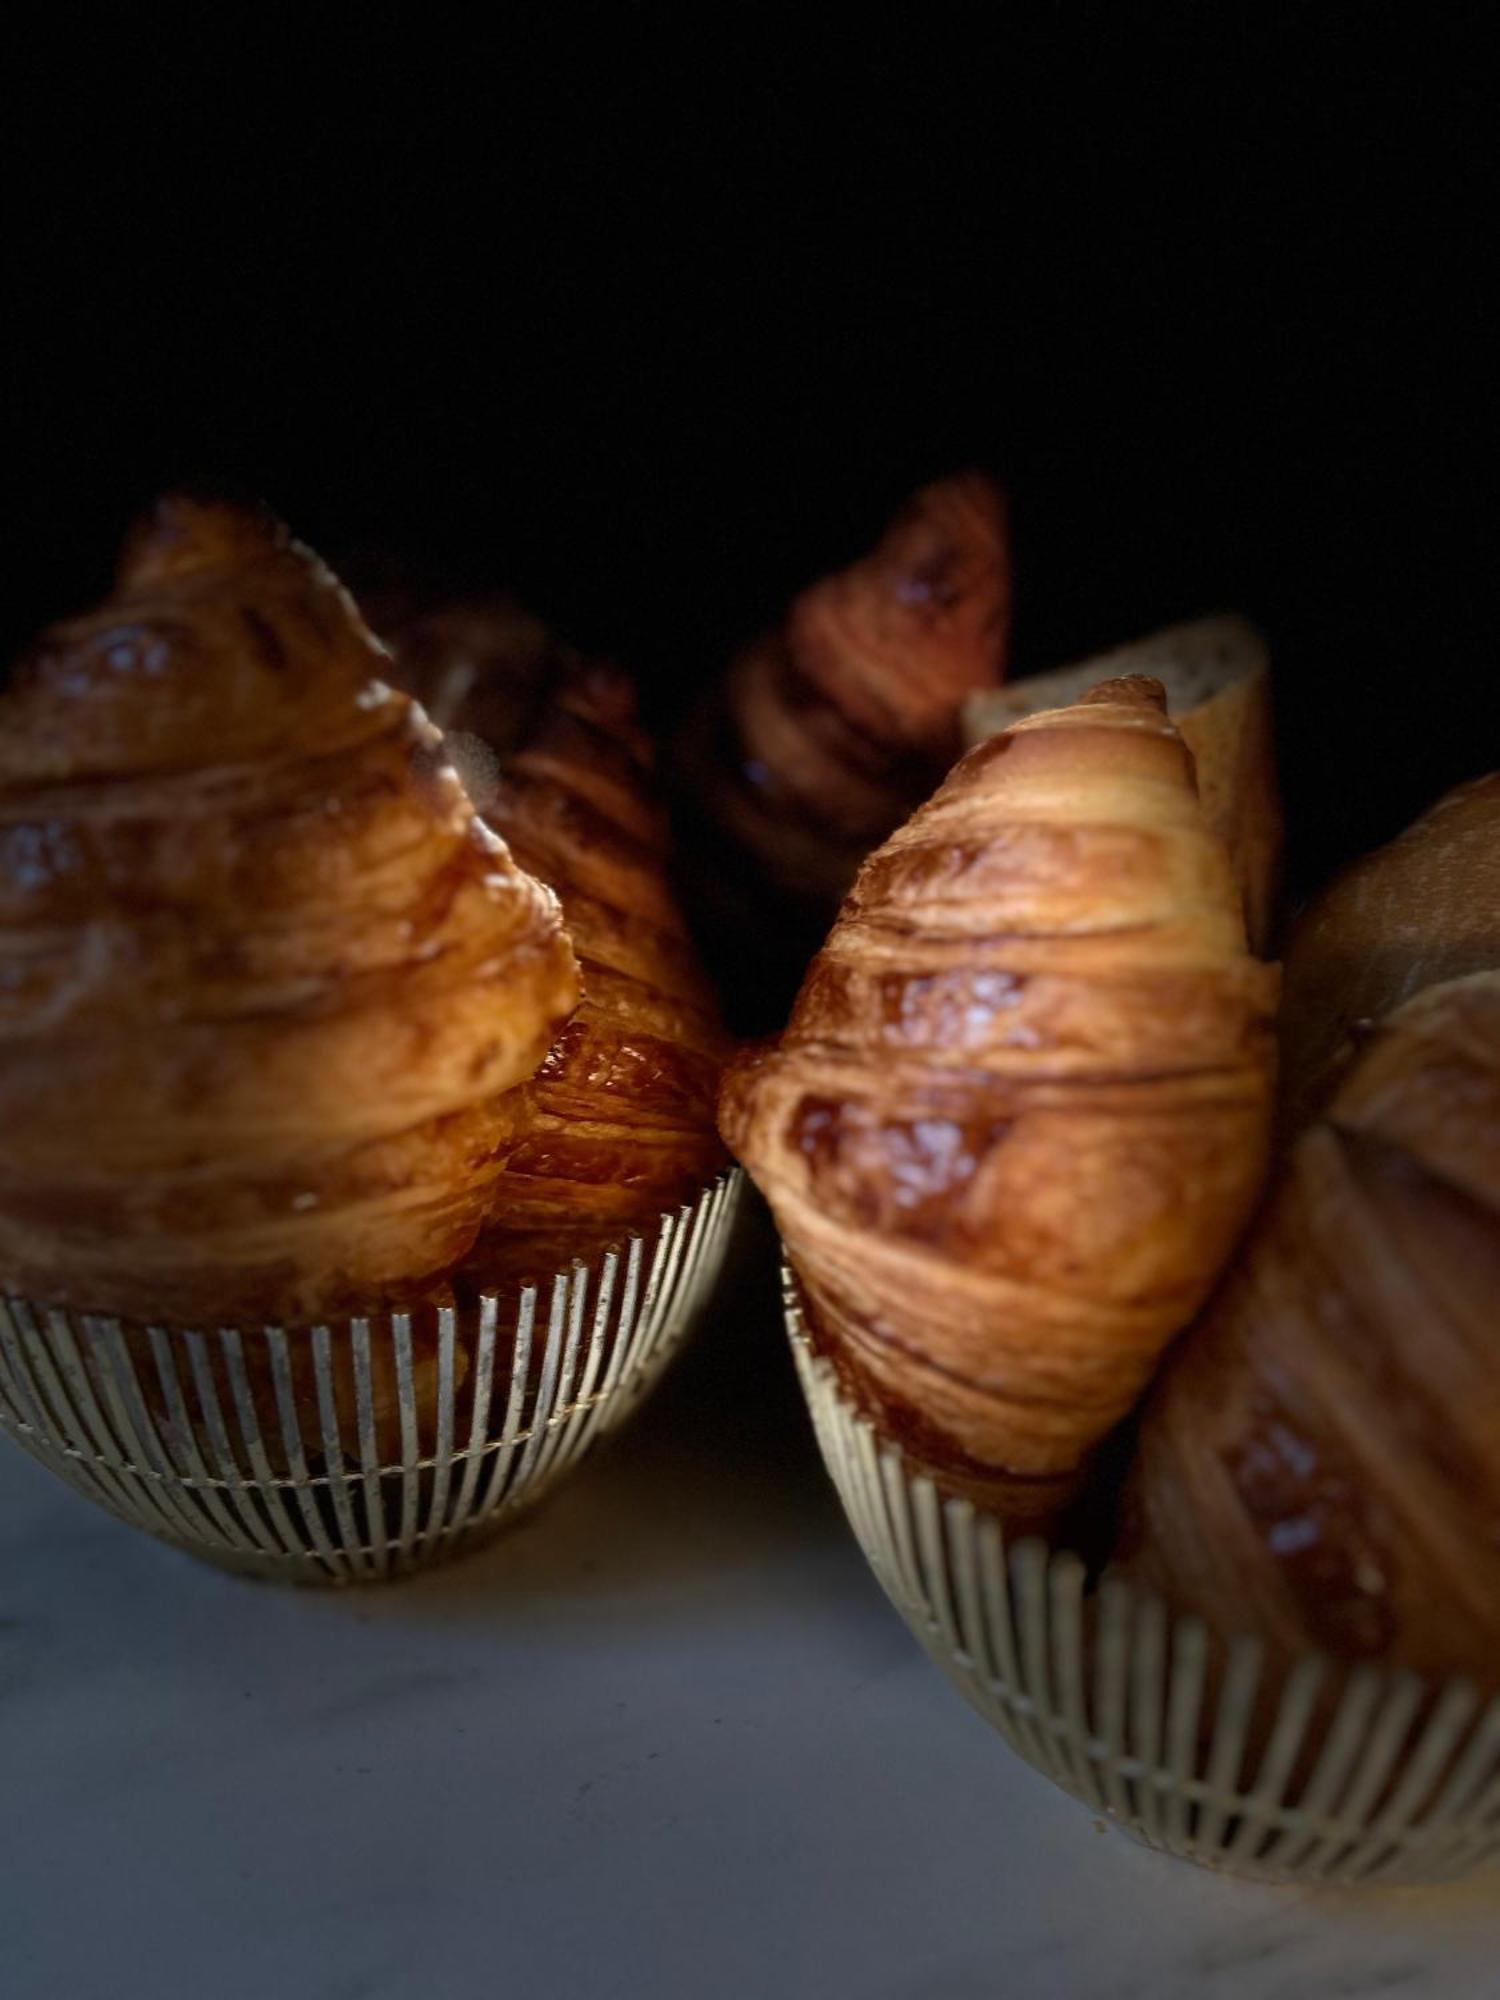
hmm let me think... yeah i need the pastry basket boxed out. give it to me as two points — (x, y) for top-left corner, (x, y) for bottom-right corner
(0, 1170), (741, 1585)
(784, 1271), (1500, 1887)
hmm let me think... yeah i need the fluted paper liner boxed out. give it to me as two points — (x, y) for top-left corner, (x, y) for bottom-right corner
(784, 1269), (1500, 1886)
(0, 1172), (741, 1584)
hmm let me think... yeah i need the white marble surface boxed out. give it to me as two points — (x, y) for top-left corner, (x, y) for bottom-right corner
(3, 1222), (1498, 2000)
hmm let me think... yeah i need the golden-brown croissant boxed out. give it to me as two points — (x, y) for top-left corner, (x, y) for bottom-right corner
(0, 497), (580, 1329)
(674, 473), (1010, 1022)
(1276, 773), (1500, 1132)
(366, 595), (728, 1286)
(965, 615), (1282, 953)
(1123, 969), (1500, 1692)
(721, 675), (1279, 1526)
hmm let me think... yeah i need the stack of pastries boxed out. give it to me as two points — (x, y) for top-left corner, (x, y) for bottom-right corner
(719, 605), (1500, 1698)
(4, 466), (1495, 1695)
(0, 496), (728, 1457)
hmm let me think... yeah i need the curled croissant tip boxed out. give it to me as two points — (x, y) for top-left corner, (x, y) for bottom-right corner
(117, 491), (290, 589)
(1078, 673), (1170, 712)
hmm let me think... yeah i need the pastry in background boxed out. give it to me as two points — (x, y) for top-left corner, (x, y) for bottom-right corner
(966, 615), (1281, 953)
(674, 472), (1011, 1027)
(1123, 968), (1500, 1694)
(344, 573), (560, 757)
(721, 675), (1278, 1529)
(366, 594), (729, 1287)
(1274, 772), (1500, 1133)
(0, 496), (580, 1330)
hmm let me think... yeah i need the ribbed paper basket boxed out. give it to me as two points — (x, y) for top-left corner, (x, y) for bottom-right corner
(0, 1171), (741, 1585)
(785, 1270), (1500, 1886)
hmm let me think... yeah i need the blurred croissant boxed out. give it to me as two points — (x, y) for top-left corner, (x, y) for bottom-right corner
(366, 594), (728, 1285)
(1124, 969), (1500, 1691)
(1276, 773), (1500, 1132)
(675, 472), (1011, 1025)
(721, 675), (1279, 1527)
(0, 497), (580, 1329)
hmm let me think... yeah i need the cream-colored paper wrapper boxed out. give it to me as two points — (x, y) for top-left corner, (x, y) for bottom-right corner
(785, 1271), (1500, 1887)
(0, 1172), (741, 1585)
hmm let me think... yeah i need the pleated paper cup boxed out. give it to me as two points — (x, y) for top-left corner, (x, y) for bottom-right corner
(0, 1171), (741, 1585)
(784, 1269), (1500, 1886)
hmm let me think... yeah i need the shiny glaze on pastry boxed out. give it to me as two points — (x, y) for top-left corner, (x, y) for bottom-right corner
(0, 499), (580, 1325)
(369, 596), (728, 1284)
(722, 675), (1277, 1526)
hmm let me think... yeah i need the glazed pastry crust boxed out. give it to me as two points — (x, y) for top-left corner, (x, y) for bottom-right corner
(0, 499), (580, 1325)
(966, 615), (1282, 954)
(370, 600), (728, 1285)
(722, 675), (1278, 1522)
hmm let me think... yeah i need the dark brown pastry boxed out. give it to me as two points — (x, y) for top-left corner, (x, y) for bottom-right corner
(1124, 969), (1500, 1693)
(674, 472), (1011, 1026)
(1275, 772), (1500, 1133)
(966, 615), (1282, 954)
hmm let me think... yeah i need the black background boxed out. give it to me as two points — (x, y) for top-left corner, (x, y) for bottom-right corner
(9, 11), (1496, 910)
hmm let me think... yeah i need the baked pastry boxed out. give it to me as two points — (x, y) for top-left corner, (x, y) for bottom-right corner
(0, 497), (580, 1330)
(1275, 773), (1500, 1132)
(346, 581), (558, 759)
(366, 594), (728, 1285)
(1124, 969), (1500, 1693)
(966, 615), (1281, 952)
(674, 472), (1011, 1024)
(721, 674), (1278, 1527)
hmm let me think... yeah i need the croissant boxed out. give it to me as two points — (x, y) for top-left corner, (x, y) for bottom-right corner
(1275, 772), (1500, 1132)
(365, 594), (728, 1286)
(1123, 969), (1500, 1692)
(965, 615), (1282, 953)
(0, 497), (580, 1330)
(674, 473), (1011, 1023)
(721, 675), (1279, 1526)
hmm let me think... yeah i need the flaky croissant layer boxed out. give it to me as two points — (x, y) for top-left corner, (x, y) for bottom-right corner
(1124, 969), (1500, 1691)
(1275, 771), (1500, 1133)
(680, 476), (1012, 960)
(366, 595), (728, 1286)
(0, 498), (580, 1325)
(722, 674), (1278, 1523)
